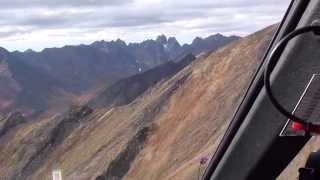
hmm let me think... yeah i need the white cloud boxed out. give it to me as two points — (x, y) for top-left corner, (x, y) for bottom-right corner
(0, 0), (291, 51)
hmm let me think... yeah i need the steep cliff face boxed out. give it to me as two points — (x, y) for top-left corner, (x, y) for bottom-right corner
(0, 25), (274, 180)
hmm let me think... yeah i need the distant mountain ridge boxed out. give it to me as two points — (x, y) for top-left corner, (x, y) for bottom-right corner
(1, 33), (239, 115)
(92, 34), (239, 64)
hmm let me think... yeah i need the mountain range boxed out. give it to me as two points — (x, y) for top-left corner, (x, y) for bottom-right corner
(0, 25), (279, 180)
(0, 34), (239, 115)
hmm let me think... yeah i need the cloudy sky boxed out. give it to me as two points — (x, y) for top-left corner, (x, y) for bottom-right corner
(0, 0), (291, 51)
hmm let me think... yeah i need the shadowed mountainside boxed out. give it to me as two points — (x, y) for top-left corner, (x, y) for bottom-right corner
(89, 54), (196, 108)
(0, 48), (71, 115)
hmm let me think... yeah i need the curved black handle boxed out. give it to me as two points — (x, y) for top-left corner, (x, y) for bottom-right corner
(264, 25), (320, 133)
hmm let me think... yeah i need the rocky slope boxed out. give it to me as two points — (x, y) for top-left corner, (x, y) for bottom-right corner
(0, 25), (274, 180)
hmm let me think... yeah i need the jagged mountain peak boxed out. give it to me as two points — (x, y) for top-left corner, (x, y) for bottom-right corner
(213, 32), (223, 37)
(24, 49), (35, 53)
(167, 37), (179, 44)
(91, 39), (125, 47)
(192, 36), (203, 44)
(207, 33), (233, 40)
(156, 34), (168, 44)
(115, 38), (126, 46)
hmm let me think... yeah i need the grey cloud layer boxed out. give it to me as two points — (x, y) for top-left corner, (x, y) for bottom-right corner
(0, 0), (290, 50)
(1, 1), (288, 28)
(0, 0), (132, 8)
